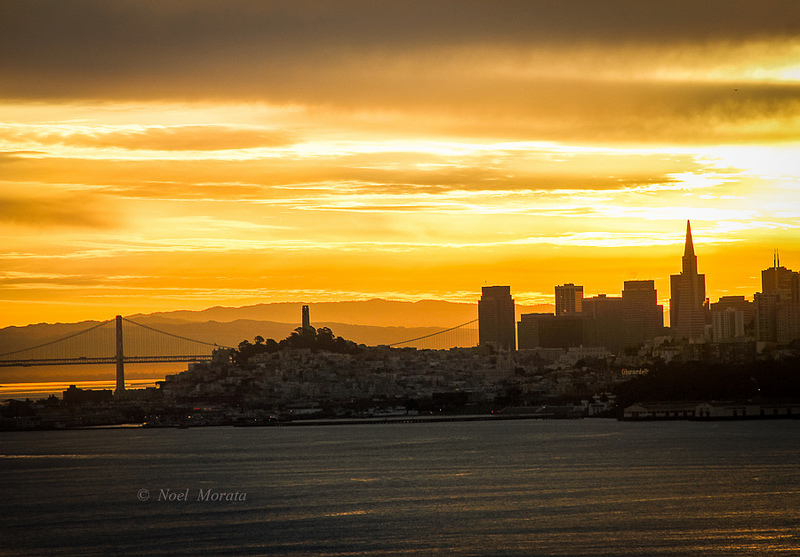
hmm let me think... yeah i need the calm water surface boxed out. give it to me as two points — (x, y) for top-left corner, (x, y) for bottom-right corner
(2, 419), (799, 556)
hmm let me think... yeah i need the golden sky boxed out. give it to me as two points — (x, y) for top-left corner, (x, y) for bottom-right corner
(1, 1), (799, 327)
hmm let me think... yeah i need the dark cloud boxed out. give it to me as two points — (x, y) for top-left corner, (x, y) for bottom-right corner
(1, 2), (798, 148)
(1, 1), (798, 103)
(2, 1), (797, 62)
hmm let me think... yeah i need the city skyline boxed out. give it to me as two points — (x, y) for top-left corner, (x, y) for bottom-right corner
(1, 1), (799, 327)
(1, 234), (791, 338)
(0, 217), (796, 330)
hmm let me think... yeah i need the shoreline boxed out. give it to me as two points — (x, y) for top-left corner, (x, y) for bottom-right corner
(9, 411), (800, 433)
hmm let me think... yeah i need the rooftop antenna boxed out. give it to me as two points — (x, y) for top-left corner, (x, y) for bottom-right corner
(777, 248), (780, 268)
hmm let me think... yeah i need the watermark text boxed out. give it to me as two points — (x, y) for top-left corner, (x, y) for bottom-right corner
(137, 488), (247, 502)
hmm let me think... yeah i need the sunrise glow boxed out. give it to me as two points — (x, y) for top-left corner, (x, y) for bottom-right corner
(1, 1), (799, 327)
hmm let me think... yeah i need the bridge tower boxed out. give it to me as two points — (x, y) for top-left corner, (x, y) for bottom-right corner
(115, 315), (125, 394)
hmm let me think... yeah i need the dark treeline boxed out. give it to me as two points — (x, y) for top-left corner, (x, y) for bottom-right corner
(614, 354), (800, 408)
(233, 326), (361, 364)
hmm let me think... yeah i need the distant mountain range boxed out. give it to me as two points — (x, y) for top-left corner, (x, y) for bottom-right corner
(131, 299), (551, 329)
(134, 299), (474, 328)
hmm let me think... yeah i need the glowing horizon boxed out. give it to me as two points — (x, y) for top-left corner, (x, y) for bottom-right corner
(1, 1), (798, 328)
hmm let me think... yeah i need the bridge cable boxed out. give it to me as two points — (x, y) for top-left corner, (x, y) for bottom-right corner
(121, 317), (232, 349)
(0, 319), (114, 358)
(388, 319), (478, 347)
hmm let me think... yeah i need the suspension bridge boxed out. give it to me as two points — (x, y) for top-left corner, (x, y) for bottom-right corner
(0, 316), (229, 393)
(0, 316), (479, 393)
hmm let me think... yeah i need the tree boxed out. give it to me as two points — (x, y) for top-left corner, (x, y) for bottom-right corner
(233, 336), (279, 364)
(316, 327), (335, 350)
(234, 326), (361, 362)
(281, 326), (317, 350)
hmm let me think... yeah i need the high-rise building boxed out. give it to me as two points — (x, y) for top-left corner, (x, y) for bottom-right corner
(712, 308), (746, 342)
(582, 294), (624, 352)
(555, 283), (583, 315)
(711, 296), (755, 341)
(302, 305), (311, 329)
(669, 221), (708, 339)
(478, 285), (516, 350)
(756, 254), (800, 344)
(776, 300), (800, 344)
(517, 313), (584, 350)
(622, 280), (664, 346)
(755, 292), (782, 343)
(711, 296), (755, 324)
(762, 250), (798, 298)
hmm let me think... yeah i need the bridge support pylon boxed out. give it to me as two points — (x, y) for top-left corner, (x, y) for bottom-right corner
(115, 315), (125, 394)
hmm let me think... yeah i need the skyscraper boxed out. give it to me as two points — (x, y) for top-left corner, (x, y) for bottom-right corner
(711, 296), (754, 342)
(622, 280), (664, 346)
(517, 313), (583, 350)
(478, 285), (516, 350)
(582, 294), (624, 352)
(756, 253), (800, 344)
(712, 308), (746, 342)
(762, 251), (799, 299)
(555, 283), (583, 315)
(755, 292), (782, 343)
(669, 221), (708, 339)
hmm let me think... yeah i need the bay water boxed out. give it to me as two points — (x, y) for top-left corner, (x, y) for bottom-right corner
(2, 419), (799, 556)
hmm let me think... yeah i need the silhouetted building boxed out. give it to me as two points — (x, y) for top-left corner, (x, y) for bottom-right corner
(711, 296), (754, 342)
(577, 284), (663, 353)
(517, 313), (584, 350)
(755, 292), (782, 343)
(755, 253), (800, 344)
(670, 221), (708, 339)
(63, 385), (112, 405)
(302, 305), (310, 329)
(479, 286), (516, 350)
(555, 283), (583, 315)
(622, 280), (664, 347)
(711, 296), (755, 325)
(582, 294), (624, 352)
(762, 251), (799, 298)
(712, 308), (746, 342)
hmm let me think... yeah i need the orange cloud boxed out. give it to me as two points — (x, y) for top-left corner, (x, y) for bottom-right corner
(0, 2), (798, 327)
